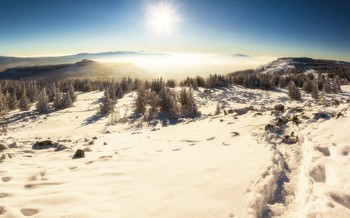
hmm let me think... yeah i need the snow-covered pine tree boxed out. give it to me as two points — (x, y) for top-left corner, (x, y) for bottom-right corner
(53, 86), (63, 109)
(311, 82), (319, 100)
(19, 88), (30, 111)
(36, 88), (49, 114)
(134, 85), (146, 115)
(62, 92), (73, 108)
(68, 83), (77, 102)
(8, 92), (18, 110)
(0, 90), (8, 115)
(288, 81), (301, 100)
(100, 88), (116, 115)
(323, 77), (332, 93)
(215, 102), (221, 115)
(159, 84), (179, 119)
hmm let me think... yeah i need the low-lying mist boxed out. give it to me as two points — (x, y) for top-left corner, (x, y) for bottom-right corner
(97, 53), (274, 79)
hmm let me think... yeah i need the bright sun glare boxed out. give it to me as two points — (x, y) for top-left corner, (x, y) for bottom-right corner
(146, 1), (180, 35)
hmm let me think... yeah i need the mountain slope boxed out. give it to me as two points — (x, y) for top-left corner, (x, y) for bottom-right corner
(256, 57), (350, 76)
(0, 59), (151, 80)
(0, 51), (166, 72)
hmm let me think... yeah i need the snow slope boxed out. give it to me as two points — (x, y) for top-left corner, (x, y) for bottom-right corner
(1, 85), (350, 218)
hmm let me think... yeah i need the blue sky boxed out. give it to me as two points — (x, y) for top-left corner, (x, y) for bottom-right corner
(0, 0), (349, 60)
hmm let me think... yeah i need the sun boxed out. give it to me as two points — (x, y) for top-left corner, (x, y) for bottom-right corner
(146, 2), (180, 35)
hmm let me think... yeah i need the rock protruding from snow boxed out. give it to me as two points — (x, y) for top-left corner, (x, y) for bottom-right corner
(32, 140), (53, 149)
(1, 153), (12, 160)
(72, 149), (85, 159)
(0, 143), (8, 151)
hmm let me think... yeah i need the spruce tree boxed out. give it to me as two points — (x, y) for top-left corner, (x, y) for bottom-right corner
(53, 86), (63, 109)
(100, 88), (116, 115)
(0, 91), (8, 115)
(215, 102), (221, 115)
(332, 76), (341, 93)
(68, 83), (77, 102)
(311, 82), (319, 100)
(181, 88), (199, 118)
(36, 88), (49, 114)
(19, 88), (30, 111)
(134, 86), (146, 115)
(302, 78), (313, 93)
(159, 84), (179, 119)
(323, 78), (332, 93)
(288, 81), (301, 100)
(62, 92), (73, 108)
(8, 93), (18, 110)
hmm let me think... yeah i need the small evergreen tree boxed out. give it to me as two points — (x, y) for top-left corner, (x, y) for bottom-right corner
(288, 81), (301, 100)
(323, 78), (332, 93)
(0, 91), (8, 115)
(19, 88), (30, 111)
(53, 86), (63, 109)
(100, 88), (116, 115)
(62, 92), (73, 108)
(215, 102), (221, 115)
(332, 75), (341, 93)
(36, 88), (49, 114)
(159, 84), (179, 119)
(8, 92), (18, 110)
(311, 82), (319, 100)
(180, 88), (199, 118)
(68, 83), (77, 102)
(302, 78), (313, 93)
(134, 86), (146, 115)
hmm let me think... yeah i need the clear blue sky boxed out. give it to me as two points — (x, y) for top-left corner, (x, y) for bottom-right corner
(0, 0), (349, 61)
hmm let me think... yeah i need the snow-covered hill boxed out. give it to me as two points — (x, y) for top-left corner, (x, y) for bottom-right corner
(1, 85), (350, 217)
(256, 57), (350, 75)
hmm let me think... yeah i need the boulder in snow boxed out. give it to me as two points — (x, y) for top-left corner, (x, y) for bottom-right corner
(73, 149), (85, 159)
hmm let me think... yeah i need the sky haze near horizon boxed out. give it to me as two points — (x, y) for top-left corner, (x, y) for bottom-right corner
(0, 0), (349, 61)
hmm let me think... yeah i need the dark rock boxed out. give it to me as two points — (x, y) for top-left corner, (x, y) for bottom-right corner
(92, 137), (98, 140)
(276, 117), (288, 127)
(32, 140), (53, 149)
(332, 99), (340, 107)
(1, 153), (12, 160)
(254, 112), (263, 117)
(231, 132), (240, 136)
(274, 104), (285, 112)
(223, 110), (228, 115)
(282, 135), (298, 144)
(0, 143), (8, 151)
(336, 112), (344, 119)
(235, 106), (254, 115)
(313, 112), (331, 120)
(55, 144), (68, 151)
(72, 149), (85, 159)
(227, 109), (234, 114)
(88, 141), (94, 145)
(301, 115), (310, 120)
(290, 115), (301, 125)
(265, 124), (275, 132)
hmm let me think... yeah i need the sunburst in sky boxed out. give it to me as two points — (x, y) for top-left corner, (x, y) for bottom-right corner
(145, 1), (181, 36)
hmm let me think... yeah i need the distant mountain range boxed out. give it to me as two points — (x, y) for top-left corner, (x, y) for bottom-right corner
(0, 59), (151, 80)
(1, 53), (350, 81)
(0, 51), (166, 72)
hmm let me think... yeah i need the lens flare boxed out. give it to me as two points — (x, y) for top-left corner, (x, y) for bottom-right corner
(145, 1), (180, 35)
